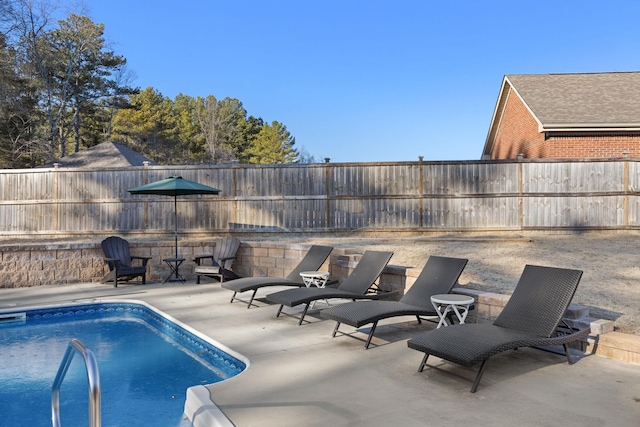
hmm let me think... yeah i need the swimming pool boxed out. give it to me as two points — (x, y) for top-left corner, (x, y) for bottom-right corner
(0, 300), (247, 427)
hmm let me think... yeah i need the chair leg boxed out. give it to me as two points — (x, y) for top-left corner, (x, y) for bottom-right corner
(247, 290), (258, 308)
(197, 274), (201, 284)
(418, 353), (430, 372)
(332, 322), (341, 338)
(470, 359), (488, 393)
(563, 343), (578, 364)
(230, 292), (237, 303)
(416, 315), (422, 324)
(276, 304), (284, 317)
(364, 321), (379, 349)
(298, 303), (311, 325)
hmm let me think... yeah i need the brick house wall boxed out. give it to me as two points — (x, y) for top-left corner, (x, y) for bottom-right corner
(490, 88), (545, 159)
(491, 87), (640, 159)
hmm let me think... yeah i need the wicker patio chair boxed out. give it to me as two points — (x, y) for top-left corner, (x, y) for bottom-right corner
(222, 245), (333, 308)
(407, 264), (589, 392)
(321, 255), (468, 349)
(266, 250), (394, 325)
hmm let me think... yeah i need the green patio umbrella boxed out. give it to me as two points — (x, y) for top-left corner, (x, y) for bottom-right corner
(128, 176), (221, 259)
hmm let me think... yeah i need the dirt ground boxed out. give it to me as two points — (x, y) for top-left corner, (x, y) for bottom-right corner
(269, 232), (640, 335)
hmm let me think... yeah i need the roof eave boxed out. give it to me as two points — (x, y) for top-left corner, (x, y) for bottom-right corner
(542, 124), (640, 132)
(482, 77), (510, 158)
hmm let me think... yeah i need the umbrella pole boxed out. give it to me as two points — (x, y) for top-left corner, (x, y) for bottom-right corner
(174, 195), (178, 259)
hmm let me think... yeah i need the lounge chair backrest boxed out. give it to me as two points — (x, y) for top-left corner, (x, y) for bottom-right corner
(399, 256), (468, 308)
(338, 251), (394, 294)
(101, 236), (133, 269)
(285, 245), (334, 281)
(214, 236), (241, 270)
(493, 265), (583, 337)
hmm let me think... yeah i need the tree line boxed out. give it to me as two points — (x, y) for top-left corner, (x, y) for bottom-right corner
(0, 0), (302, 168)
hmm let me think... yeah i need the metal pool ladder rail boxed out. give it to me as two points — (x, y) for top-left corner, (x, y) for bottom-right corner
(51, 338), (101, 427)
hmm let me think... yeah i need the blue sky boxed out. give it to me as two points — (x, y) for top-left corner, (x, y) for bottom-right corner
(83, 0), (640, 163)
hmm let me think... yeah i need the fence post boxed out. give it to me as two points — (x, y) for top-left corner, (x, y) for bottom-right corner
(232, 161), (239, 228)
(142, 162), (150, 229)
(518, 160), (524, 230)
(624, 160), (629, 228)
(324, 158), (331, 229)
(418, 156), (424, 228)
(53, 163), (60, 232)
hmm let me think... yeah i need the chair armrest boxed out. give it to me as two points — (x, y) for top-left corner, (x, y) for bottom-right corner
(130, 255), (151, 267)
(218, 256), (237, 262)
(193, 255), (215, 265)
(103, 257), (121, 270)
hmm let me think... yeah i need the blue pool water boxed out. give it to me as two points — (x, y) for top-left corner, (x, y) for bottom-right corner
(0, 302), (246, 427)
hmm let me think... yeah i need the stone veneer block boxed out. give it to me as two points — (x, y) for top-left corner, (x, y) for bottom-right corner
(597, 331), (640, 353)
(266, 267), (285, 277)
(28, 269), (56, 284)
(254, 241), (278, 249)
(590, 319), (615, 335)
(452, 287), (488, 299)
(284, 248), (305, 259)
(380, 271), (405, 288)
(3, 251), (31, 262)
(476, 304), (491, 320)
(21, 260), (44, 271)
(30, 250), (57, 261)
(55, 249), (83, 260)
(589, 332), (640, 364)
(250, 266), (269, 277)
(250, 247), (270, 257)
(267, 247), (285, 258)
(0, 262), (18, 272)
(259, 257), (276, 268)
(479, 292), (510, 307)
(564, 303), (590, 319)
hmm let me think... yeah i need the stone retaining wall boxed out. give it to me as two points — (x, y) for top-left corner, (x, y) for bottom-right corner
(0, 240), (216, 287)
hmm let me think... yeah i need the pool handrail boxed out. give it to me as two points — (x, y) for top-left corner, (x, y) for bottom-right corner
(51, 338), (101, 427)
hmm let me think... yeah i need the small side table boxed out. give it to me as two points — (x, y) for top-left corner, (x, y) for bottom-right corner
(300, 271), (330, 288)
(430, 294), (475, 328)
(163, 257), (185, 283)
(300, 271), (330, 308)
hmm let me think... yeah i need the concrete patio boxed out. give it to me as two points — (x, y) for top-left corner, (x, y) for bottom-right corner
(1, 281), (639, 426)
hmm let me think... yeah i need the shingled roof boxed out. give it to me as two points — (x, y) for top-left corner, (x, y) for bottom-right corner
(482, 71), (640, 159)
(43, 142), (157, 168)
(504, 72), (640, 129)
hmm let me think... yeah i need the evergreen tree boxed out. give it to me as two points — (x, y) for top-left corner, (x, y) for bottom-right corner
(111, 87), (175, 163)
(247, 121), (298, 164)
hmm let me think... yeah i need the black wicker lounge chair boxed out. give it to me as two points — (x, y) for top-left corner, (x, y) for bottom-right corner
(407, 264), (588, 392)
(321, 255), (468, 349)
(266, 250), (394, 325)
(101, 236), (151, 288)
(222, 245), (334, 308)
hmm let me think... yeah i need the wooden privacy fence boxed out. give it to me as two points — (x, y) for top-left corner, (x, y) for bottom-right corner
(1, 159), (640, 237)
